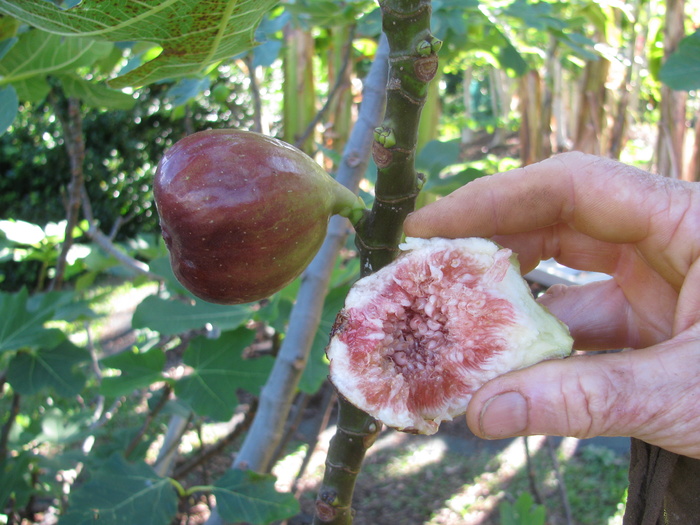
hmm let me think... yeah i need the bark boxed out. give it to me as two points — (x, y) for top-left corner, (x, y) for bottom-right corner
(325, 24), (356, 156)
(283, 26), (317, 153)
(550, 46), (569, 152)
(688, 108), (700, 182)
(573, 53), (611, 155)
(519, 70), (544, 166)
(608, 0), (642, 159)
(654, 0), (687, 178)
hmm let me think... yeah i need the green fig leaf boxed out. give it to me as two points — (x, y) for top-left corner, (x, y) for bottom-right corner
(100, 347), (166, 397)
(175, 328), (272, 420)
(57, 73), (136, 110)
(659, 29), (700, 91)
(132, 295), (253, 335)
(300, 284), (350, 394)
(0, 84), (18, 134)
(0, 453), (33, 512)
(7, 340), (90, 397)
(0, 0), (279, 88)
(0, 30), (111, 101)
(0, 288), (67, 353)
(59, 454), (178, 525)
(213, 470), (300, 525)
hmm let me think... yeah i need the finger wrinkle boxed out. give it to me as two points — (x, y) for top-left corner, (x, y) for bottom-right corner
(551, 154), (578, 225)
(661, 188), (699, 282)
(567, 372), (596, 438)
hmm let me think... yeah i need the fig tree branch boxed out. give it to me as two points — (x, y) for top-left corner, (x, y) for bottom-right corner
(202, 34), (389, 525)
(50, 95), (85, 292)
(313, 1), (439, 523)
(79, 185), (164, 282)
(172, 398), (258, 480)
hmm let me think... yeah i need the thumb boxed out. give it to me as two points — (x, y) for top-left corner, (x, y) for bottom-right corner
(465, 335), (700, 458)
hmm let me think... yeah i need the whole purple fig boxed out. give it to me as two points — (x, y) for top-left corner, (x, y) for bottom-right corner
(154, 129), (362, 304)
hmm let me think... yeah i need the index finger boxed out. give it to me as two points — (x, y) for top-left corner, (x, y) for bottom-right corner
(404, 152), (697, 286)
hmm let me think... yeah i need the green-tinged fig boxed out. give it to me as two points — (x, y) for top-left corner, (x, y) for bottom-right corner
(154, 129), (363, 304)
(326, 237), (573, 435)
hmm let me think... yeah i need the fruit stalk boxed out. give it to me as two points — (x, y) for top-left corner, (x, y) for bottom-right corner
(313, 1), (439, 523)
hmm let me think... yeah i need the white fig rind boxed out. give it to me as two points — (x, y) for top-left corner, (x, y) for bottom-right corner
(327, 237), (573, 435)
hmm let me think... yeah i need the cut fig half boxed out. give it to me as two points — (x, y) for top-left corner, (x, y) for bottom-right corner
(326, 237), (573, 435)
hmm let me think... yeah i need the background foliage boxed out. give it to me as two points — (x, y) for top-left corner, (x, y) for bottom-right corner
(0, 0), (698, 524)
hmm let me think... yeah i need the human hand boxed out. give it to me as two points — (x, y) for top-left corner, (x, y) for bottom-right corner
(404, 151), (700, 459)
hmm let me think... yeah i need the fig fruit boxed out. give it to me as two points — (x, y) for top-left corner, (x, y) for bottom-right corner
(154, 129), (363, 304)
(326, 237), (573, 435)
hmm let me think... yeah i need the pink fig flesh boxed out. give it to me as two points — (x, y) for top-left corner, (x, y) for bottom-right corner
(326, 237), (573, 435)
(154, 129), (359, 304)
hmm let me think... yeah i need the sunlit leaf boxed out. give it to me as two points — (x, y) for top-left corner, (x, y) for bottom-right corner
(132, 295), (253, 335)
(37, 407), (93, 444)
(175, 328), (272, 421)
(213, 470), (300, 525)
(58, 73), (136, 110)
(0, 30), (111, 101)
(0, 0), (280, 87)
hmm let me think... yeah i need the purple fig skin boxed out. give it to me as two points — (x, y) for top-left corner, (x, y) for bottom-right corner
(154, 129), (359, 304)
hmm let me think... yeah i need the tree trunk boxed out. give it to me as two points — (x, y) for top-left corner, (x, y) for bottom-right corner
(519, 70), (543, 166)
(325, 24), (355, 158)
(573, 53), (611, 155)
(687, 107), (700, 182)
(284, 26), (317, 153)
(654, 0), (687, 178)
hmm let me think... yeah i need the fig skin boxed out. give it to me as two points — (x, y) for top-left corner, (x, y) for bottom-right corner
(154, 129), (361, 304)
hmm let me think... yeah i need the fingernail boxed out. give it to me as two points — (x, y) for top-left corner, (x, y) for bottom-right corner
(479, 391), (528, 439)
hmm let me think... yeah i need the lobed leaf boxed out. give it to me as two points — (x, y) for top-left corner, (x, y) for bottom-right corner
(59, 454), (178, 525)
(0, 288), (67, 354)
(213, 469), (300, 525)
(175, 328), (273, 420)
(0, 30), (111, 100)
(7, 340), (89, 397)
(0, 0), (280, 87)
(58, 74), (136, 110)
(132, 294), (253, 335)
(100, 346), (166, 398)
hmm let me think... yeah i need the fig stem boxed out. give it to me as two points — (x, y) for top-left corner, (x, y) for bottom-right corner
(331, 180), (369, 227)
(314, 0), (439, 523)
